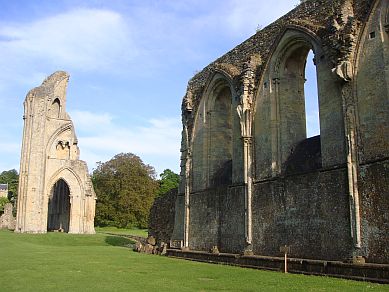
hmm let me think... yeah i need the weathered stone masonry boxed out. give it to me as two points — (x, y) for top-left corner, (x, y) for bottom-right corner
(16, 71), (96, 234)
(172, 0), (389, 264)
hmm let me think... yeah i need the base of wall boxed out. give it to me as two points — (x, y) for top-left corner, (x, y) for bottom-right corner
(166, 249), (389, 284)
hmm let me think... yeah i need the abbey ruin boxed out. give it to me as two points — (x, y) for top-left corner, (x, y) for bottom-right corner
(171, 0), (389, 264)
(16, 71), (96, 234)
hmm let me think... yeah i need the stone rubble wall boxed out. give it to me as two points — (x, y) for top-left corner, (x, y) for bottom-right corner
(148, 188), (178, 245)
(0, 203), (16, 230)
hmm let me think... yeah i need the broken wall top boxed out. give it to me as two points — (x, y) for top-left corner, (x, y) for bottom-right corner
(184, 0), (375, 115)
(25, 71), (70, 106)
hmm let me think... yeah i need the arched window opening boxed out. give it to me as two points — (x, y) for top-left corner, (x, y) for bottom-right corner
(255, 30), (346, 178)
(47, 179), (70, 232)
(50, 98), (61, 118)
(56, 140), (70, 160)
(191, 77), (233, 191)
(280, 44), (322, 174)
(304, 50), (320, 138)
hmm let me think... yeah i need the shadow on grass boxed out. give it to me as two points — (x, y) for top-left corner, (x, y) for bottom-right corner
(104, 235), (135, 247)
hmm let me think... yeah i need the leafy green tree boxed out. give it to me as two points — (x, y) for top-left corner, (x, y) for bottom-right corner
(0, 197), (10, 213)
(92, 153), (158, 229)
(0, 169), (18, 204)
(158, 169), (179, 196)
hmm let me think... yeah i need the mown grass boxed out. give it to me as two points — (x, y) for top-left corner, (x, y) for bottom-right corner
(0, 230), (387, 291)
(95, 226), (148, 238)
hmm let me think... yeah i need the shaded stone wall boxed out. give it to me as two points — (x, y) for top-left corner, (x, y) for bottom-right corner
(252, 168), (352, 261)
(188, 189), (220, 251)
(359, 160), (389, 264)
(148, 189), (178, 244)
(188, 185), (245, 253)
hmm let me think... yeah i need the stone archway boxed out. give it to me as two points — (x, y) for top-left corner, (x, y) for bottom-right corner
(47, 179), (71, 232)
(191, 74), (235, 192)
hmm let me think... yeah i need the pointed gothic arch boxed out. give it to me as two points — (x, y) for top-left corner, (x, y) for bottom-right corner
(49, 98), (61, 118)
(191, 72), (235, 191)
(254, 27), (345, 178)
(47, 178), (71, 232)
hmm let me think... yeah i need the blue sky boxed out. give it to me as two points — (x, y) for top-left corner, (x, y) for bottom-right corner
(0, 0), (318, 175)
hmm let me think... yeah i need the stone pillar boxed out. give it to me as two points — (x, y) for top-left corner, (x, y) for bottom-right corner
(270, 77), (281, 176)
(341, 78), (362, 250)
(183, 147), (191, 248)
(237, 60), (255, 252)
(242, 137), (253, 245)
(182, 90), (193, 249)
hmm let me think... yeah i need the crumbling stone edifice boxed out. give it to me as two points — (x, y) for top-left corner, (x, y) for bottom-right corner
(16, 71), (96, 234)
(172, 0), (389, 264)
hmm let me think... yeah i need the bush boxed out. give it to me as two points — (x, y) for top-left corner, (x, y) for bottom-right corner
(0, 197), (10, 213)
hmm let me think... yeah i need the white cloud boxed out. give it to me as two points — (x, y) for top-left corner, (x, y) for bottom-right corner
(0, 8), (136, 89)
(70, 110), (113, 131)
(224, 0), (297, 37)
(0, 9), (136, 69)
(70, 110), (181, 174)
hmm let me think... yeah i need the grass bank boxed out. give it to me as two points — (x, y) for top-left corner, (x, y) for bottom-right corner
(95, 226), (148, 238)
(0, 230), (387, 291)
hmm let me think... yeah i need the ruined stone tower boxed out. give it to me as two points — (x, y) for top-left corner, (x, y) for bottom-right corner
(172, 0), (389, 264)
(16, 71), (96, 234)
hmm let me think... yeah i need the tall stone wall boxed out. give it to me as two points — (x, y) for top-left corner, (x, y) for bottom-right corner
(172, 0), (389, 264)
(16, 71), (96, 234)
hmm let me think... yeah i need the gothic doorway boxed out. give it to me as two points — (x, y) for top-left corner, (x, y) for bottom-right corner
(47, 179), (71, 232)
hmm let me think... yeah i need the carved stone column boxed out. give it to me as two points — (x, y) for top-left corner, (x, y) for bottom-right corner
(182, 90), (193, 249)
(340, 79), (362, 250)
(271, 77), (281, 176)
(242, 136), (253, 245)
(237, 61), (255, 252)
(183, 144), (191, 249)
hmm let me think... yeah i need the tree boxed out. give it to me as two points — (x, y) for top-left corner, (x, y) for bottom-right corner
(0, 197), (10, 213)
(0, 169), (18, 205)
(158, 169), (179, 196)
(92, 153), (158, 229)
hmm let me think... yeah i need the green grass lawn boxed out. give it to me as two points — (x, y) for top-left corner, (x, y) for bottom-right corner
(0, 230), (387, 292)
(95, 226), (148, 238)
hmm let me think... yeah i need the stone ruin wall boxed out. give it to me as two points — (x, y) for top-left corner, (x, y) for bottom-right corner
(0, 203), (16, 230)
(171, 0), (389, 264)
(148, 188), (178, 244)
(16, 71), (96, 234)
